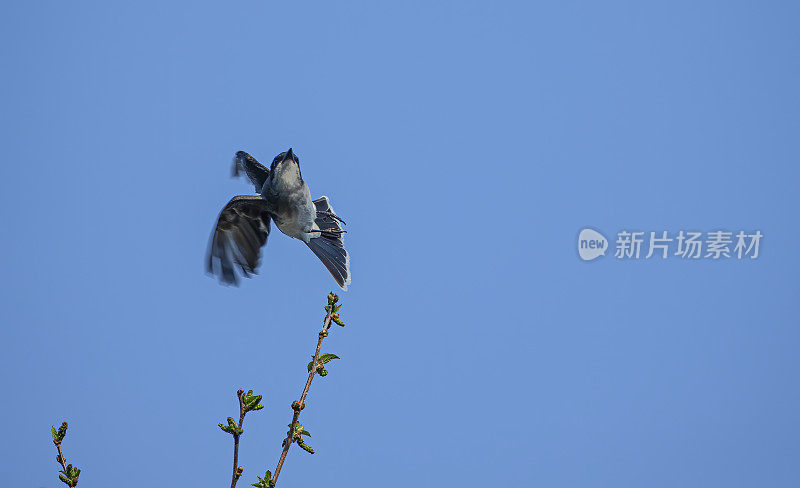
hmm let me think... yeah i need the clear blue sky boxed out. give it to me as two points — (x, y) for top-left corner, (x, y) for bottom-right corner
(1, 1), (799, 486)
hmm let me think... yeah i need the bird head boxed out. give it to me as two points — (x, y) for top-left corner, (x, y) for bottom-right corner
(271, 148), (299, 171)
(269, 148), (303, 183)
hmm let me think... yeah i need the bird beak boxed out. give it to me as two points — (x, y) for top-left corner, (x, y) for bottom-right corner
(282, 148), (294, 162)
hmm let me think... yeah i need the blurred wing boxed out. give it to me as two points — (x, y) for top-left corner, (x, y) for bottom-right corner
(232, 151), (270, 193)
(206, 195), (272, 285)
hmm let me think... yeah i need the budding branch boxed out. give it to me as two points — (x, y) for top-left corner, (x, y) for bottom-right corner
(271, 297), (337, 485)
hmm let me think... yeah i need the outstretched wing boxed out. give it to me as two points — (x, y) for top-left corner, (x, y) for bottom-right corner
(232, 151), (270, 193)
(207, 195), (272, 285)
(307, 196), (351, 290)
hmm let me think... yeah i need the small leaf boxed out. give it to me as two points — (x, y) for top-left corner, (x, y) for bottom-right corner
(317, 353), (339, 365)
(52, 426), (58, 439)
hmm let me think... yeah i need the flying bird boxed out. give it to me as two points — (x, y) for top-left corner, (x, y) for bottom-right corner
(206, 149), (351, 290)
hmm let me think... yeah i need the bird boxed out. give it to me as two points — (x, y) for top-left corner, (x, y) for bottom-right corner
(206, 148), (351, 290)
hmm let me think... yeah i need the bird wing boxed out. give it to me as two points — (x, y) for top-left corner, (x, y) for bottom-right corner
(207, 195), (272, 285)
(232, 151), (270, 193)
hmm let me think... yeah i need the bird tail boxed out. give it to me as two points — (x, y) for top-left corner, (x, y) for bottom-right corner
(307, 196), (351, 290)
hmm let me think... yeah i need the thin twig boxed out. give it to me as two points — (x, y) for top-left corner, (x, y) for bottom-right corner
(220, 389), (264, 487)
(231, 389), (246, 488)
(52, 421), (80, 487)
(271, 303), (336, 485)
(55, 441), (68, 473)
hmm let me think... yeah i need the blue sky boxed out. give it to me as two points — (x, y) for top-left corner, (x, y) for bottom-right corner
(1, 1), (799, 486)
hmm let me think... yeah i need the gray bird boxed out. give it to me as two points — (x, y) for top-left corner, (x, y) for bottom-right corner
(206, 149), (351, 290)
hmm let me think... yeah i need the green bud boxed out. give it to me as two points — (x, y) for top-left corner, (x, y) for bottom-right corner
(297, 437), (315, 454)
(244, 392), (263, 411)
(252, 469), (273, 488)
(56, 421), (68, 441)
